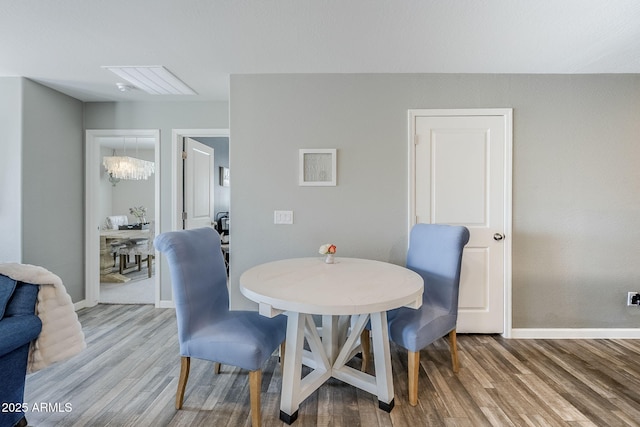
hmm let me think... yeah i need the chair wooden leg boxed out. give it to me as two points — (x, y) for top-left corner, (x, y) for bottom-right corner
(147, 255), (153, 278)
(249, 370), (262, 427)
(214, 362), (221, 374)
(119, 255), (126, 274)
(136, 255), (142, 271)
(176, 356), (190, 409)
(408, 350), (420, 406)
(360, 329), (370, 372)
(449, 329), (460, 373)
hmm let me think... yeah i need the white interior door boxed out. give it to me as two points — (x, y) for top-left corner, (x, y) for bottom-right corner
(410, 109), (512, 334)
(183, 137), (214, 230)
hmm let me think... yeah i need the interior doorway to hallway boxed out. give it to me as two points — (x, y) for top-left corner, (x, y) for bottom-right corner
(171, 129), (230, 232)
(171, 128), (230, 274)
(85, 129), (161, 307)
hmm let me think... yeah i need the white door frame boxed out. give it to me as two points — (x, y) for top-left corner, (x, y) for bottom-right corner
(408, 108), (513, 337)
(85, 129), (161, 307)
(171, 129), (230, 231)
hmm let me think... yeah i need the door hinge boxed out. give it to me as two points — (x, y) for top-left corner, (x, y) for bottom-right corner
(182, 151), (187, 160)
(414, 135), (419, 145)
(182, 212), (187, 220)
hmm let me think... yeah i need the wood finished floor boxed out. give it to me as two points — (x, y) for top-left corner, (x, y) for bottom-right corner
(23, 304), (640, 426)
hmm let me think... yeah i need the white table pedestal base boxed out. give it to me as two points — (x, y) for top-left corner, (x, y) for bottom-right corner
(240, 257), (423, 424)
(279, 311), (394, 424)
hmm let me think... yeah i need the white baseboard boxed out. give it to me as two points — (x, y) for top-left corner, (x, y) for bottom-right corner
(68, 303), (638, 339)
(73, 299), (91, 311)
(510, 328), (640, 339)
(158, 300), (175, 309)
(74, 299), (174, 310)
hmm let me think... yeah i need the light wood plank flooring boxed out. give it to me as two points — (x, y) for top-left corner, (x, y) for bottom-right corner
(23, 304), (640, 426)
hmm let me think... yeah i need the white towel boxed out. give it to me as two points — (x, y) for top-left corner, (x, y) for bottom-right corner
(0, 263), (86, 373)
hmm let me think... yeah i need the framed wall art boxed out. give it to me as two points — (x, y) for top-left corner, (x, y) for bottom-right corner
(220, 167), (230, 187)
(299, 149), (337, 186)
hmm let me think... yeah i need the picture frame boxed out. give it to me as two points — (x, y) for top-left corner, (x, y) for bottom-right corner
(299, 149), (337, 186)
(220, 167), (230, 187)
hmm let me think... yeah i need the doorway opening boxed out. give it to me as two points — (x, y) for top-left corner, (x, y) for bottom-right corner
(408, 109), (512, 336)
(85, 129), (160, 307)
(172, 129), (230, 274)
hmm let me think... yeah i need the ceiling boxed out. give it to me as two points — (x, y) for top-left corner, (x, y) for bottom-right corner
(1, 0), (639, 103)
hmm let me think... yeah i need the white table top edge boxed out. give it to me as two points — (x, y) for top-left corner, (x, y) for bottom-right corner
(239, 257), (424, 316)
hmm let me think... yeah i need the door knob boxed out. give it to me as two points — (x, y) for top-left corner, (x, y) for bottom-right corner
(493, 233), (505, 241)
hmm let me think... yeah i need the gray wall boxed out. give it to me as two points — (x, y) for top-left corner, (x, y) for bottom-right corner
(84, 101), (229, 301)
(229, 73), (640, 329)
(0, 78), (85, 301)
(0, 78), (23, 262)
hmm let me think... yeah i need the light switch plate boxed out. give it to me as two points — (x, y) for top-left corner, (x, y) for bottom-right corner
(274, 210), (294, 225)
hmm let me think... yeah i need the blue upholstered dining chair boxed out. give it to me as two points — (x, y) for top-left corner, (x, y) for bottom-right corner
(391, 223), (469, 405)
(154, 227), (287, 427)
(360, 223), (469, 406)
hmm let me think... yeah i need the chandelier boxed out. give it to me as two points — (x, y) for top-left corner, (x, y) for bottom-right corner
(103, 156), (155, 180)
(103, 138), (155, 182)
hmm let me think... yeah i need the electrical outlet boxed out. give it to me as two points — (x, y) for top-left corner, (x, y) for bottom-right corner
(628, 292), (640, 306)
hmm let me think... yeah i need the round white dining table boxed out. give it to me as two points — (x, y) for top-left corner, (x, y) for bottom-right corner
(240, 257), (423, 424)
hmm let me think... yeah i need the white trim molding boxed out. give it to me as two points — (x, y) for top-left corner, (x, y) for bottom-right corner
(511, 328), (640, 339)
(158, 300), (176, 309)
(73, 300), (89, 311)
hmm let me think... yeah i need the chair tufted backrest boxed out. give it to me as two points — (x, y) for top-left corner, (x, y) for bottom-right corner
(406, 223), (470, 318)
(154, 228), (229, 348)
